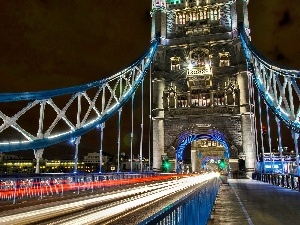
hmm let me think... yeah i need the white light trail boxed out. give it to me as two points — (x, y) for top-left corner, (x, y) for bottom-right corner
(0, 173), (219, 225)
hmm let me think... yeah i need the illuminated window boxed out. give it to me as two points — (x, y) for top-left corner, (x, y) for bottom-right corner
(170, 56), (181, 71)
(192, 11), (197, 21)
(214, 93), (225, 106)
(219, 52), (230, 67)
(178, 14), (186, 24)
(210, 8), (219, 21)
(199, 9), (208, 20)
(177, 95), (187, 108)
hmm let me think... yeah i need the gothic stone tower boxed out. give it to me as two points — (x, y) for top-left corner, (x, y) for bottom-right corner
(151, 0), (255, 174)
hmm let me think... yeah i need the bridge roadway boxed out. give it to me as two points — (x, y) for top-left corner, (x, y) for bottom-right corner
(208, 178), (300, 225)
(0, 176), (299, 224)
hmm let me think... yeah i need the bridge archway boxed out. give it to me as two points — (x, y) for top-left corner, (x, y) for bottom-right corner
(175, 131), (229, 161)
(167, 127), (231, 173)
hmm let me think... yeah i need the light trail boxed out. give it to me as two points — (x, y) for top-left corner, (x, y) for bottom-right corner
(0, 173), (219, 225)
(0, 174), (181, 201)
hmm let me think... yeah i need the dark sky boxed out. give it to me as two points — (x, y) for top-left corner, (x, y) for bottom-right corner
(0, 0), (299, 159)
(248, 0), (300, 69)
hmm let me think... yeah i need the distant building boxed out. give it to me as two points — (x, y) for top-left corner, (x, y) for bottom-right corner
(44, 159), (85, 173)
(118, 153), (151, 172)
(0, 153), (34, 174)
(0, 152), (151, 174)
(83, 152), (111, 172)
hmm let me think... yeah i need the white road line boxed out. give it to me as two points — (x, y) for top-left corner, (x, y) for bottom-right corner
(231, 185), (254, 225)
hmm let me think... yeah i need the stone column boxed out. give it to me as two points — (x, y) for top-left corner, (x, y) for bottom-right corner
(151, 5), (167, 41)
(210, 91), (214, 107)
(235, 0), (249, 27)
(187, 90), (191, 107)
(34, 149), (44, 174)
(191, 149), (199, 173)
(238, 71), (256, 176)
(152, 78), (165, 171)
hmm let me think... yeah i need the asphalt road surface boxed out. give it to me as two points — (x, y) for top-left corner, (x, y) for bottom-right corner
(209, 179), (300, 225)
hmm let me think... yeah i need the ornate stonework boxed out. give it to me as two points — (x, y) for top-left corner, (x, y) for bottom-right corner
(151, 0), (255, 172)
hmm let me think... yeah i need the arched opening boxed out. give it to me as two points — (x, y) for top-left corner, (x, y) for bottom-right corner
(172, 129), (230, 173)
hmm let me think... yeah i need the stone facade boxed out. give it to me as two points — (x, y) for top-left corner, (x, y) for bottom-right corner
(151, 0), (255, 172)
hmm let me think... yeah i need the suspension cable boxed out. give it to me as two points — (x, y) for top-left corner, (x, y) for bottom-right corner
(139, 79), (144, 173)
(258, 94), (265, 172)
(247, 71), (256, 163)
(130, 93), (135, 172)
(148, 62), (152, 172)
(293, 132), (300, 177)
(276, 118), (283, 173)
(117, 109), (122, 173)
(252, 80), (259, 162)
(266, 105), (273, 173)
(99, 123), (105, 173)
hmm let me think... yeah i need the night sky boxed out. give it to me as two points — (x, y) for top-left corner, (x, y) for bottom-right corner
(0, 0), (299, 159)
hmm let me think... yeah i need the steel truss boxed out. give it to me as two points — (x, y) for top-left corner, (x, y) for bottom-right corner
(239, 23), (300, 133)
(0, 41), (158, 151)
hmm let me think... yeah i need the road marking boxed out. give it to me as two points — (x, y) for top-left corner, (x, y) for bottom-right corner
(231, 185), (254, 225)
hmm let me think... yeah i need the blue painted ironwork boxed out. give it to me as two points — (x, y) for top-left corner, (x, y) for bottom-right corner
(138, 177), (220, 225)
(253, 173), (299, 191)
(0, 41), (158, 151)
(0, 172), (158, 204)
(239, 23), (300, 133)
(175, 129), (229, 161)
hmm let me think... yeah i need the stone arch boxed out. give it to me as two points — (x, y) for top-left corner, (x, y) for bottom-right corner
(167, 125), (231, 161)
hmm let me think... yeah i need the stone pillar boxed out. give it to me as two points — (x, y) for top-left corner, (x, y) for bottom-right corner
(238, 71), (256, 175)
(187, 91), (191, 107)
(34, 149), (44, 174)
(210, 91), (214, 107)
(191, 149), (199, 173)
(235, 0), (249, 27)
(152, 78), (165, 171)
(151, 4), (167, 41)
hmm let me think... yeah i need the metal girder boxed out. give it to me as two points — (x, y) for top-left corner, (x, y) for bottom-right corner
(239, 23), (300, 133)
(0, 41), (158, 151)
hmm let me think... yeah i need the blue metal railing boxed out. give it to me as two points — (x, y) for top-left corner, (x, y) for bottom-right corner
(0, 172), (165, 204)
(252, 173), (300, 191)
(138, 177), (220, 225)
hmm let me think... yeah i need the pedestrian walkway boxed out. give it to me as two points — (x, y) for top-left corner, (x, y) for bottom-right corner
(208, 178), (300, 225)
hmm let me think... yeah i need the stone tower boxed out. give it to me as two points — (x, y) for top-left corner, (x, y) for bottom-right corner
(151, 0), (255, 174)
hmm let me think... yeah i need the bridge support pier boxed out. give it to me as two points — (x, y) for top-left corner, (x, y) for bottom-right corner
(152, 78), (165, 171)
(241, 113), (256, 176)
(238, 70), (256, 177)
(153, 119), (165, 171)
(34, 149), (44, 174)
(191, 149), (199, 173)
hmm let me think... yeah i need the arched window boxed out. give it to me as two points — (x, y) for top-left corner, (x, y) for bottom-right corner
(169, 91), (176, 108)
(192, 11), (197, 21)
(210, 8), (219, 21)
(178, 13), (186, 24)
(199, 10), (204, 20)
(170, 57), (181, 71)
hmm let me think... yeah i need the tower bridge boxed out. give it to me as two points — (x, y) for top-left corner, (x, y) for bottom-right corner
(151, 0), (254, 174)
(1, 0), (300, 223)
(0, 0), (299, 178)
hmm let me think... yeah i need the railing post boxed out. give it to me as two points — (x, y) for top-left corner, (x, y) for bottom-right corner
(13, 178), (17, 204)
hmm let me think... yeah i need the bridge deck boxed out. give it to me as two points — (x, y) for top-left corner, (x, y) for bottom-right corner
(209, 178), (300, 225)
